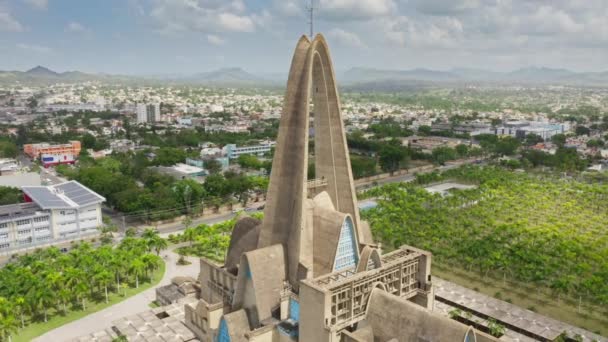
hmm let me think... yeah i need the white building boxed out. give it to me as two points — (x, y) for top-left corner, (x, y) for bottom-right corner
(0, 181), (105, 254)
(222, 140), (276, 159)
(137, 103), (161, 124)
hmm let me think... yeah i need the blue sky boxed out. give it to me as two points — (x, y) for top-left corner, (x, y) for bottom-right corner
(1, 0), (607, 75)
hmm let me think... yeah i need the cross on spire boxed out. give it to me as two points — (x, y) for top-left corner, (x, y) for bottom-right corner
(306, 0), (316, 38)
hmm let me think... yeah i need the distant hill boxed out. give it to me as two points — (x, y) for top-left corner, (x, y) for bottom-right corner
(25, 66), (59, 77)
(1, 65), (608, 87)
(188, 67), (266, 85)
(340, 66), (608, 87)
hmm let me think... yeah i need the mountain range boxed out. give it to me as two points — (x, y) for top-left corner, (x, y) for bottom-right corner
(1, 65), (608, 87)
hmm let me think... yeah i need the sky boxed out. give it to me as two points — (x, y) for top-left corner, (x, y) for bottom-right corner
(0, 0), (607, 75)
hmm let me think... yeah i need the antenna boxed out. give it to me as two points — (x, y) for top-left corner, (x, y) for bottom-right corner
(306, 0), (317, 38)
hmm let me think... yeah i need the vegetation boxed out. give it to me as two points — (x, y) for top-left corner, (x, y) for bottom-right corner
(169, 213), (263, 262)
(0, 187), (23, 206)
(0, 232), (167, 342)
(55, 153), (268, 221)
(363, 166), (608, 307)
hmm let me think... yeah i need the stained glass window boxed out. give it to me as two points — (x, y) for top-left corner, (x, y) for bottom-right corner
(217, 318), (230, 342)
(333, 217), (358, 271)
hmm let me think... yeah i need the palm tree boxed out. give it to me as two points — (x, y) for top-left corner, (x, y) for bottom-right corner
(35, 286), (55, 322)
(140, 254), (161, 280)
(150, 236), (168, 256)
(0, 312), (18, 342)
(109, 254), (125, 295)
(13, 297), (25, 329)
(0, 297), (18, 342)
(183, 227), (196, 247)
(74, 282), (89, 310)
(95, 270), (114, 304)
(57, 288), (71, 314)
(141, 228), (158, 241)
(129, 258), (145, 288)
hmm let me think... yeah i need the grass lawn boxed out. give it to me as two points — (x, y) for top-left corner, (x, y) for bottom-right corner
(13, 263), (166, 342)
(433, 263), (608, 336)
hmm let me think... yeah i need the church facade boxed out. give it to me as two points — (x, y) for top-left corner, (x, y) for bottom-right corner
(183, 34), (497, 342)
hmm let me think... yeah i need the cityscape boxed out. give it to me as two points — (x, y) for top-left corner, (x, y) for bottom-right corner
(0, 1), (608, 342)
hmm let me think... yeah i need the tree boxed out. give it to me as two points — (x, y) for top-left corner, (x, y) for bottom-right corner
(524, 133), (544, 146)
(26, 96), (38, 110)
(149, 236), (168, 256)
(0, 187), (23, 205)
(129, 258), (145, 288)
(455, 144), (469, 157)
(551, 134), (567, 147)
(494, 136), (520, 156)
(575, 126), (590, 136)
(378, 143), (406, 174)
(205, 159), (223, 174)
(417, 125), (432, 136)
(34, 285), (55, 322)
(432, 147), (458, 165)
(173, 179), (205, 215)
(74, 281), (89, 310)
(95, 270), (114, 303)
(587, 139), (605, 148)
(0, 302), (18, 342)
(0, 141), (17, 158)
(237, 154), (262, 170)
(13, 297), (25, 328)
(350, 155), (377, 179)
(183, 227), (197, 247)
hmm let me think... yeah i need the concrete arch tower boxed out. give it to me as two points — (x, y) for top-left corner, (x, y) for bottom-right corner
(258, 34), (366, 286)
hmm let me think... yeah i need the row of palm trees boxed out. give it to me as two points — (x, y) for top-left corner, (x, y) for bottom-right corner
(0, 229), (168, 341)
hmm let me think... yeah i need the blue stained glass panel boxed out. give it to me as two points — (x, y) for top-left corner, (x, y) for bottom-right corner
(334, 217), (358, 271)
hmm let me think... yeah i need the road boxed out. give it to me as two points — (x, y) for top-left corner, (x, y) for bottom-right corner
(33, 246), (200, 342)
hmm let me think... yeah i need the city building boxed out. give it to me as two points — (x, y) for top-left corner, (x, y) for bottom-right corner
(23, 140), (81, 160)
(495, 121), (567, 140)
(222, 140), (275, 159)
(0, 181), (105, 254)
(431, 122), (493, 136)
(0, 158), (19, 175)
(137, 103), (161, 124)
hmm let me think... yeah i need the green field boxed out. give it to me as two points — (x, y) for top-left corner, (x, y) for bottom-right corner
(12, 263), (165, 342)
(362, 166), (608, 331)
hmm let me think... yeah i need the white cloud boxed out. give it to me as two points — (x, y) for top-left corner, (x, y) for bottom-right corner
(217, 13), (254, 32)
(207, 34), (225, 45)
(23, 0), (48, 10)
(319, 0), (396, 20)
(150, 0), (260, 34)
(274, 0), (301, 16)
(0, 10), (23, 32)
(327, 28), (366, 48)
(65, 21), (87, 33)
(17, 43), (52, 54)
(526, 5), (583, 35)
